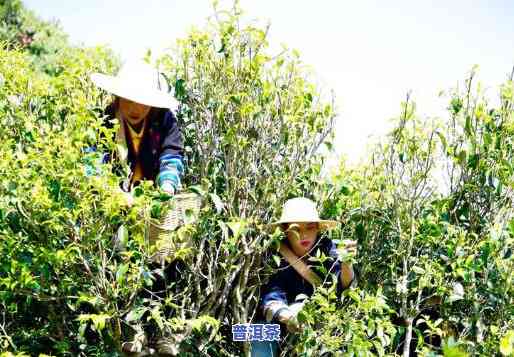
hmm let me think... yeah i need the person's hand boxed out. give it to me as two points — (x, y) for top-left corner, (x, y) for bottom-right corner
(285, 314), (303, 333)
(160, 181), (175, 195)
(341, 239), (357, 254)
(338, 239), (358, 262)
(277, 309), (302, 333)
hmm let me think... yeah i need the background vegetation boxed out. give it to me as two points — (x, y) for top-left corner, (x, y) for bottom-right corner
(0, 0), (512, 356)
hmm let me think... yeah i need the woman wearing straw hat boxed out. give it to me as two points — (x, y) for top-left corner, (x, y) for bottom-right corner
(251, 197), (357, 357)
(90, 61), (187, 354)
(90, 60), (184, 199)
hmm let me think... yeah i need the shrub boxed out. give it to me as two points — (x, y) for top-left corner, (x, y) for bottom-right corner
(0, 2), (335, 355)
(1, 1), (512, 356)
(316, 68), (514, 356)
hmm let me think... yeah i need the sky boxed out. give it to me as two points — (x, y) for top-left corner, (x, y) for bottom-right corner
(24, 0), (514, 166)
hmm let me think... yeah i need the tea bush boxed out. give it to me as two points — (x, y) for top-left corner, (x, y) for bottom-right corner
(1, 1), (513, 356)
(302, 69), (514, 356)
(1, 1), (335, 355)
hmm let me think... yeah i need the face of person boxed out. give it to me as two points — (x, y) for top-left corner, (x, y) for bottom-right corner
(118, 97), (151, 125)
(286, 222), (319, 257)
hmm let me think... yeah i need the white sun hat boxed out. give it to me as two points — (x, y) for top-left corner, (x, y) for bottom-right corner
(90, 60), (179, 109)
(272, 197), (338, 231)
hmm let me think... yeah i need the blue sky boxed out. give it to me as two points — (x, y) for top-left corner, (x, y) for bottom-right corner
(24, 0), (514, 165)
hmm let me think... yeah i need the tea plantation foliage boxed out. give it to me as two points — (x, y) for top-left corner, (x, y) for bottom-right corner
(0, 1), (513, 356)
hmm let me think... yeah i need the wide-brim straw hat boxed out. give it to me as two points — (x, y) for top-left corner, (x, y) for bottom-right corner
(90, 60), (179, 109)
(271, 197), (338, 231)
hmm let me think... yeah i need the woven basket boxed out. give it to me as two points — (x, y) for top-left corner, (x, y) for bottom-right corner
(146, 193), (202, 264)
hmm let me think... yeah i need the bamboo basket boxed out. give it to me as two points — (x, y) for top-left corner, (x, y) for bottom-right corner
(146, 193), (202, 264)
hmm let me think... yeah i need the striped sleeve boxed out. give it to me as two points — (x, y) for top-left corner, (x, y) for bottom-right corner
(156, 153), (184, 191)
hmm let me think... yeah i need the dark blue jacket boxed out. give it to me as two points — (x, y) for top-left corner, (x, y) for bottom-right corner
(260, 238), (349, 322)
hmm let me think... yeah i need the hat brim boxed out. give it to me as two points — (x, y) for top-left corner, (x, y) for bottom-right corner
(90, 73), (179, 110)
(270, 219), (338, 231)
